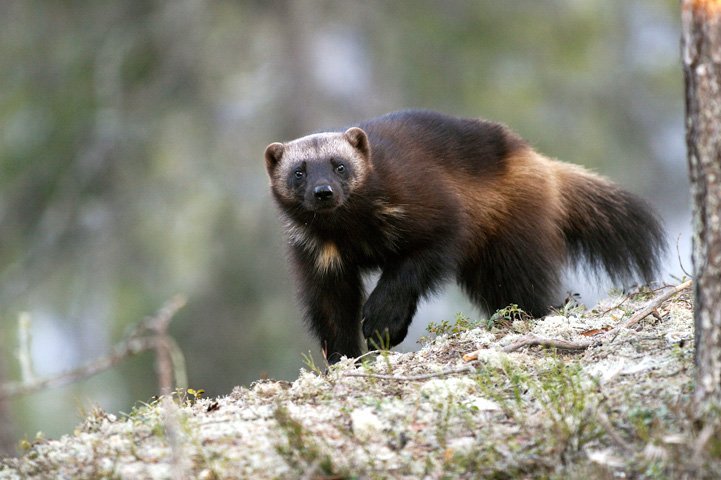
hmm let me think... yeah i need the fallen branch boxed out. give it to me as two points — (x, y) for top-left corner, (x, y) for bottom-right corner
(344, 364), (477, 382)
(604, 280), (693, 343)
(0, 295), (187, 400)
(501, 335), (592, 353)
(143, 295), (187, 395)
(463, 336), (591, 360)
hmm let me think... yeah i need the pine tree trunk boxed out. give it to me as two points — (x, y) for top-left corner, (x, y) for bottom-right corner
(682, 0), (721, 411)
(0, 355), (14, 454)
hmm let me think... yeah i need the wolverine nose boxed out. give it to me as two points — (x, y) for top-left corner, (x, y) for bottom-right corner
(314, 184), (334, 201)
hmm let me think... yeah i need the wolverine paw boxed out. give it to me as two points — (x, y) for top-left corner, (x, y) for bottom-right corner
(361, 298), (415, 349)
(362, 319), (409, 351)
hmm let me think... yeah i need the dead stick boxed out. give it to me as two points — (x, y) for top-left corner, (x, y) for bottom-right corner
(345, 364), (477, 382)
(501, 335), (591, 353)
(604, 280), (692, 342)
(0, 296), (186, 400)
(620, 280), (692, 330)
(0, 337), (159, 399)
(147, 295), (186, 395)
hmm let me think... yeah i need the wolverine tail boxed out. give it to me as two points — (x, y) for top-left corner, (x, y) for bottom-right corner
(556, 163), (666, 284)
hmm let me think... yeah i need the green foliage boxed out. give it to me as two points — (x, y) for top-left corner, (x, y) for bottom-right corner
(630, 285), (657, 302)
(185, 388), (205, 405)
(121, 386), (206, 423)
(475, 356), (603, 460)
(554, 294), (587, 317)
(628, 405), (666, 443)
(422, 312), (480, 343)
(367, 329), (392, 353)
(532, 361), (603, 455)
(301, 351), (324, 376)
(486, 304), (531, 329)
(422, 306), (530, 344)
(273, 404), (341, 478)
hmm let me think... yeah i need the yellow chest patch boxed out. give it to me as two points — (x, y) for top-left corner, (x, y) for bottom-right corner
(315, 241), (343, 274)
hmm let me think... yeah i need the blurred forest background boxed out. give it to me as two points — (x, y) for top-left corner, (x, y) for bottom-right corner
(0, 0), (685, 452)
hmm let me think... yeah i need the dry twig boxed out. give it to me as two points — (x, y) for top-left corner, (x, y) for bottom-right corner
(604, 280), (692, 343)
(463, 334), (591, 361)
(0, 295), (187, 400)
(344, 364), (477, 382)
(501, 335), (592, 353)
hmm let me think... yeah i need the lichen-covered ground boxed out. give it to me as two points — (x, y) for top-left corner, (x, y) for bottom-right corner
(2, 283), (720, 479)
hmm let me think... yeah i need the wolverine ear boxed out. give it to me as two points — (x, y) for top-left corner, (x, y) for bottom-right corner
(344, 127), (370, 158)
(264, 143), (284, 173)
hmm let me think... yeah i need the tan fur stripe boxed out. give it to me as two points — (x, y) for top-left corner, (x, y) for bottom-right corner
(286, 221), (343, 273)
(445, 148), (565, 251)
(315, 241), (343, 274)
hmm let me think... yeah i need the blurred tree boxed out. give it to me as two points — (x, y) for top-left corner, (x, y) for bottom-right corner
(682, 0), (721, 412)
(0, 355), (12, 454)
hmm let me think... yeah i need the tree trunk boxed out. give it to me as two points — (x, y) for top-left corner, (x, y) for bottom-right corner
(682, 0), (721, 411)
(0, 353), (15, 455)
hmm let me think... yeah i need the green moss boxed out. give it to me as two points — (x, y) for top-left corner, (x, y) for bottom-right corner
(273, 404), (342, 478)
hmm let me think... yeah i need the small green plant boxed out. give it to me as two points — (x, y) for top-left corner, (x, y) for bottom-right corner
(367, 328), (392, 352)
(163, 387), (206, 407)
(421, 312), (480, 343)
(531, 360), (603, 456)
(474, 360), (529, 418)
(186, 388), (205, 404)
(554, 293), (586, 317)
(434, 396), (456, 450)
(627, 405), (668, 443)
(378, 345), (394, 375)
(474, 355), (603, 463)
(301, 351), (324, 375)
(486, 304), (530, 329)
(273, 404), (338, 477)
(17, 432), (45, 453)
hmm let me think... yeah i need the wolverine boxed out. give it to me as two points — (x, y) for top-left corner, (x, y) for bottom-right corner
(264, 110), (665, 363)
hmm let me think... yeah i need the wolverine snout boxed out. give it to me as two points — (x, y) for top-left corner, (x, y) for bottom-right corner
(306, 182), (341, 211)
(314, 184), (334, 201)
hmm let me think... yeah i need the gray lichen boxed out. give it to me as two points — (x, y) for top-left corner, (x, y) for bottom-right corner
(2, 285), (720, 479)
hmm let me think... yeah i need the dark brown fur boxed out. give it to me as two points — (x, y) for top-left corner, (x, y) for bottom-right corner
(264, 110), (665, 363)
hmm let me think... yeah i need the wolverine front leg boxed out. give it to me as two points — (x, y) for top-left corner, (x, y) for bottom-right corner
(362, 249), (452, 349)
(291, 246), (364, 364)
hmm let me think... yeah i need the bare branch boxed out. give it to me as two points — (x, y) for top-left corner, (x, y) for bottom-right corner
(344, 364), (477, 382)
(146, 295), (186, 395)
(605, 280), (692, 342)
(0, 295), (187, 400)
(500, 336), (592, 354)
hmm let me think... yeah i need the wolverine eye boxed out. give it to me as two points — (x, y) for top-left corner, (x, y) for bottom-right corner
(335, 164), (346, 174)
(294, 169), (305, 179)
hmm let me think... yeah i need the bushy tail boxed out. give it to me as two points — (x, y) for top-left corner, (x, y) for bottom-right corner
(557, 164), (666, 284)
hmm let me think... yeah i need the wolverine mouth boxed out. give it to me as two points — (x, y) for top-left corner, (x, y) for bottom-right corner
(306, 185), (342, 212)
(307, 202), (340, 213)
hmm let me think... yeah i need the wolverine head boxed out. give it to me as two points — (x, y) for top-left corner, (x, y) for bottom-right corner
(264, 127), (371, 213)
